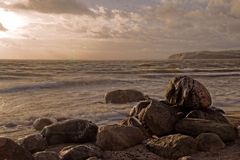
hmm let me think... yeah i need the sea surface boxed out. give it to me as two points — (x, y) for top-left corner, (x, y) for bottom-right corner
(0, 59), (239, 135)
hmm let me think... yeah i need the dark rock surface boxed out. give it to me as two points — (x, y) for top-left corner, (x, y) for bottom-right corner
(41, 119), (98, 145)
(96, 124), (144, 151)
(33, 117), (57, 131)
(33, 151), (60, 160)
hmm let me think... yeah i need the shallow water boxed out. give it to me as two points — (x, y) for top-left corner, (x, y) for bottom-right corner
(0, 59), (239, 134)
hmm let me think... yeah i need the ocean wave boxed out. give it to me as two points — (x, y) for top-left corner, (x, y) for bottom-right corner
(0, 79), (132, 94)
(140, 72), (240, 79)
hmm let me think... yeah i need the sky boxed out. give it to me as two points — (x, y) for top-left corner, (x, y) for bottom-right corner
(0, 0), (240, 60)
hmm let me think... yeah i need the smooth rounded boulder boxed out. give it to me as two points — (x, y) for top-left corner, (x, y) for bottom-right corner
(165, 76), (212, 109)
(41, 119), (98, 145)
(146, 134), (196, 159)
(186, 109), (229, 124)
(60, 144), (102, 160)
(175, 118), (237, 142)
(195, 133), (225, 152)
(18, 133), (47, 153)
(136, 100), (177, 136)
(96, 124), (144, 151)
(105, 89), (145, 104)
(0, 137), (34, 160)
(33, 151), (60, 160)
(33, 117), (57, 131)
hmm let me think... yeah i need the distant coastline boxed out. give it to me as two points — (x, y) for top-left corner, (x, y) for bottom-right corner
(168, 50), (240, 60)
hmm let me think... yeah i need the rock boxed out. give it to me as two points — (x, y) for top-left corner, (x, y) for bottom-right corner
(146, 134), (196, 159)
(178, 156), (194, 160)
(186, 109), (229, 124)
(175, 118), (237, 142)
(41, 119), (98, 145)
(4, 122), (18, 128)
(18, 133), (47, 153)
(195, 133), (225, 152)
(60, 144), (102, 160)
(165, 76), (212, 109)
(129, 100), (151, 117)
(120, 116), (149, 137)
(33, 117), (57, 131)
(105, 89), (145, 104)
(133, 100), (177, 136)
(96, 124), (144, 151)
(103, 145), (163, 160)
(86, 157), (99, 160)
(0, 137), (34, 160)
(33, 151), (60, 160)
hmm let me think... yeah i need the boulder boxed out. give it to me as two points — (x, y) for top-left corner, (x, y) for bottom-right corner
(18, 133), (47, 153)
(186, 109), (229, 124)
(175, 118), (237, 142)
(195, 133), (225, 152)
(0, 137), (34, 160)
(33, 117), (57, 131)
(60, 144), (102, 160)
(41, 119), (98, 145)
(105, 89), (145, 104)
(96, 124), (144, 151)
(103, 145), (163, 160)
(134, 100), (177, 136)
(178, 156), (195, 160)
(146, 134), (196, 159)
(129, 100), (151, 117)
(165, 76), (212, 109)
(33, 151), (60, 160)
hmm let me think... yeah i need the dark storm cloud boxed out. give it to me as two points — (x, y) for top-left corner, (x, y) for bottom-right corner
(10, 0), (93, 15)
(0, 23), (7, 31)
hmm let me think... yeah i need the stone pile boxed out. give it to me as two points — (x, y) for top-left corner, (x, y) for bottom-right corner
(0, 76), (238, 160)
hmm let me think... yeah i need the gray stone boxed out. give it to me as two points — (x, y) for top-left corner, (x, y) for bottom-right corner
(105, 89), (145, 104)
(33, 151), (60, 160)
(18, 133), (47, 153)
(41, 119), (98, 145)
(0, 137), (34, 160)
(96, 124), (144, 151)
(33, 117), (57, 131)
(146, 134), (196, 159)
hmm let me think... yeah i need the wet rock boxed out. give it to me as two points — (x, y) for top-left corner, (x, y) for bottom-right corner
(129, 100), (151, 117)
(33, 117), (57, 131)
(103, 145), (163, 160)
(146, 134), (196, 159)
(186, 109), (229, 124)
(4, 122), (18, 128)
(41, 119), (98, 145)
(18, 133), (47, 153)
(178, 156), (195, 160)
(60, 144), (102, 160)
(120, 116), (149, 137)
(105, 89), (145, 104)
(175, 118), (237, 142)
(165, 76), (212, 109)
(0, 137), (34, 160)
(195, 133), (225, 152)
(134, 100), (177, 136)
(33, 151), (60, 160)
(86, 157), (99, 160)
(96, 124), (144, 151)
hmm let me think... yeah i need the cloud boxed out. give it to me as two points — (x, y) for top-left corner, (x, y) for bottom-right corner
(0, 23), (7, 31)
(8, 0), (93, 15)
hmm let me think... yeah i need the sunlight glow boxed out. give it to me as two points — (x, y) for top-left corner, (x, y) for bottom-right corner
(0, 8), (27, 31)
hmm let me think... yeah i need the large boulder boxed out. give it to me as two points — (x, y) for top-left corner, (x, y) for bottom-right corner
(33, 117), (57, 131)
(60, 144), (102, 160)
(165, 76), (212, 109)
(41, 119), (98, 145)
(146, 134), (196, 159)
(186, 109), (229, 124)
(103, 145), (163, 160)
(105, 89), (145, 104)
(175, 118), (237, 142)
(0, 137), (34, 160)
(195, 133), (225, 152)
(96, 124), (144, 151)
(131, 100), (177, 136)
(33, 151), (60, 160)
(18, 133), (47, 153)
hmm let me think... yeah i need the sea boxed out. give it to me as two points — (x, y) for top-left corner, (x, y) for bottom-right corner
(0, 59), (239, 136)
